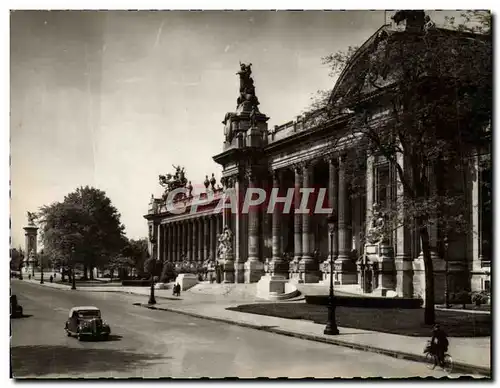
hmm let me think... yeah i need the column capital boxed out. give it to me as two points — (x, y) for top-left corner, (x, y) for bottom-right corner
(270, 169), (281, 184)
(292, 163), (303, 176)
(338, 152), (348, 163)
(324, 153), (338, 165)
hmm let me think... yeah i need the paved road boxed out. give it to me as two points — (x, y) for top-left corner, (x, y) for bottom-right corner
(10, 280), (466, 379)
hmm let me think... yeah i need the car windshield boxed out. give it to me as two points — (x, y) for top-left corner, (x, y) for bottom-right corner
(78, 310), (101, 319)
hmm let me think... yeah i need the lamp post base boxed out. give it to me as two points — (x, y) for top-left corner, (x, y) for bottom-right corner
(323, 325), (340, 335)
(323, 305), (339, 335)
(148, 281), (156, 305)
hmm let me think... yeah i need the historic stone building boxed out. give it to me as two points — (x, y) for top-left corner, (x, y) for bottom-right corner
(145, 14), (491, 300)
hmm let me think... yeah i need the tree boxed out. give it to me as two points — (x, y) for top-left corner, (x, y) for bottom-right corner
(10, 247), (24, 272)
(305, 11), (491, 324)
(38, 186), (126, 280)
(123, 238), (149, 277)
(107, 255), (134, 280)
(143, 257), (161, 279)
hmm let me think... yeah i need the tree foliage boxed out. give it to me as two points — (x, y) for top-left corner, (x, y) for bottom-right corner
(123, 238), (149, 276)
(10, 247), (24, 271)
(306, 11), (491, 324)
(38, 186), (126, 273)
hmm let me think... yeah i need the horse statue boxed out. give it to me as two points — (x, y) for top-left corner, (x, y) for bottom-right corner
(159, 165), (188, 200)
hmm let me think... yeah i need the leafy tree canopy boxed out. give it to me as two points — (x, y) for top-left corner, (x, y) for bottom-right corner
(38, 186), (126, 271)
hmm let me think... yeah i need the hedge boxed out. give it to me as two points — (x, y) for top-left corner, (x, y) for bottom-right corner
(305, 295), (423, 309)
(122, 280), (152, 287)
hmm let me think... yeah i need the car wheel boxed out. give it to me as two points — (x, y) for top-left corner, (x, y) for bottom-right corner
(102, 334), (109, 341)
(78, 334), (83, 341)
(66, 330), (71, 337)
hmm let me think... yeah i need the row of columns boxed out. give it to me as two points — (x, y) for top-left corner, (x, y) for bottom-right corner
(152, 153), (357, 284)
(267, 155), (353, 283)
(158, 214), (223, 263)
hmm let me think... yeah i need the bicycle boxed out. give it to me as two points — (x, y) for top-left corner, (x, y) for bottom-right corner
(424, 341), (453, 373)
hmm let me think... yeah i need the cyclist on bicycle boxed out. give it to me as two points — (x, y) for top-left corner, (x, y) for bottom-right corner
(431, 324), (449, 367)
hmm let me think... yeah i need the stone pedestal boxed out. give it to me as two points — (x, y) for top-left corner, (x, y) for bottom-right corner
(288, 260), (301, 282)
(333, 259), (357, 285)
(414, 248), (462, 305)
(222, 259), (235, 284)
(256, 275), (286, 299)
(395, 258), (413, 298)
(372, 244), (395, 296)
(357, 261), (374, 293)
(298, 260), (320, 284)
(268, 258), (289, 278)
(244, 259), (264, 283)
(234, 261), (245, 283)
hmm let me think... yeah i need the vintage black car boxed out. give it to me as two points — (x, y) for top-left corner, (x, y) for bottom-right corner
(10, 295), (23, 318)
(64, 306), (111, 340)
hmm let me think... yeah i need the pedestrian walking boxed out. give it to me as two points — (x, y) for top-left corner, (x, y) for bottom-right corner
(49, 275), (53, 283)
(28, 274), (31, 280)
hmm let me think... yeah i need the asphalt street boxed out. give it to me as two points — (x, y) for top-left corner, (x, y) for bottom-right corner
(11, 280), (466, 378)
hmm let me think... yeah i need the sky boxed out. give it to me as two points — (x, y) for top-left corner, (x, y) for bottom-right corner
(10, 10), (463, 248)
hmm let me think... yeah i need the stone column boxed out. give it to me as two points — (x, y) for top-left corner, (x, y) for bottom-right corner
(290, 165), (303, 281)
(184, 220), (193, 261)
(198, 218), (204, 263)
(170, 222), (179, 262)
(234, 173), (248, 283)
(169, 224), (174, 262)
(322, 156), (338, 281)
(245, 168), (264, 283)
(177, 222), (182, 262)
(203, 217), (209, 263)
(157, 224), (162, 262)
(192, 220), (198, 262)
(335, 154), (356, 284)
(163, 225), (168, 262)
(298, 162), (319, 283)
(215, 213), (222, 243)
(210, 216), (217, 261)
(270, 169), (288, 277)
(23, 223), (38, 277)
(471, 154), (484, 291)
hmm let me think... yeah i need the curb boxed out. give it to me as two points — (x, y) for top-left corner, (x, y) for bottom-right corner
(135, 303), (491, 378)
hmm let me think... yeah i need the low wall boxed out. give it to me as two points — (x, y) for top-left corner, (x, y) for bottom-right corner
(306, 295), (423, 309)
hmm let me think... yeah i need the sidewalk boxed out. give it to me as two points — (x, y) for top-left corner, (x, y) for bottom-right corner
(15, 279), (491, 376)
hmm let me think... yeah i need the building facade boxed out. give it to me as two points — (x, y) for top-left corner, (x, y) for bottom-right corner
(145, 16), (491, 300)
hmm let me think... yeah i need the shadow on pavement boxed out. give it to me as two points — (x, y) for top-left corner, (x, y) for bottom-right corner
(11, 345), (169, 377)
(10, 314), (33, 320)
(77, 334), (123, 342)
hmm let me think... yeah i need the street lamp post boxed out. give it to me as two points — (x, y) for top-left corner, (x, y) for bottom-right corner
(324, 214), (339, 335)
(40, 250), (44, 284)
(71, 246), (76, 290)
(444, 235), (450, 308)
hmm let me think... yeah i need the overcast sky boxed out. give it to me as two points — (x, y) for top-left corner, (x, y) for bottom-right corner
(10, 10), (462, 248)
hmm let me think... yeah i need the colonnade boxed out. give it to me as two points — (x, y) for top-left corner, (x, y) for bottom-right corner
(151, 152), (410, 286)
(157, 214), (223, 264)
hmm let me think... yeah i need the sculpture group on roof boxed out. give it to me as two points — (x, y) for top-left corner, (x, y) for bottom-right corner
(236, 62), (260, 110)
(159, 165), (188, 200)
